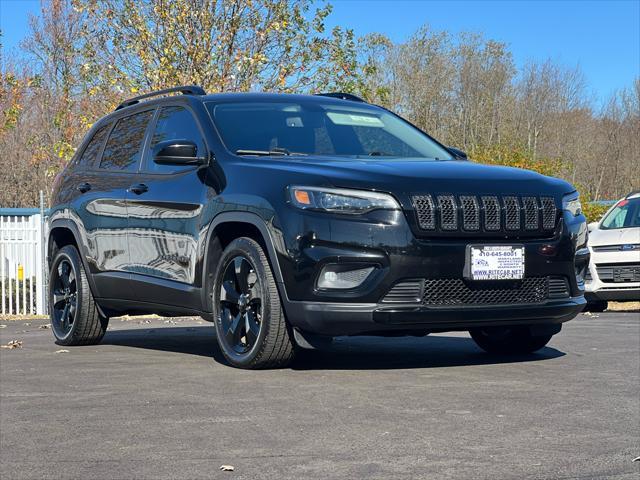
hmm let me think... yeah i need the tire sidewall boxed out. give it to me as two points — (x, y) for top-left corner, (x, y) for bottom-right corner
(49, 246), (85, 344)
(212, 238), (275, 368)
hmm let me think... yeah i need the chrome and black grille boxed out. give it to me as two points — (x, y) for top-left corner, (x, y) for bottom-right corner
(411, 194), (558, 236)
(595, 263), (640, 283)
(412, 195), (435, 230)
(460, 195), (480, 230)
(438, 195), (458, 230)
(382, 276), (569, 305)
(481, 196), (501, 230)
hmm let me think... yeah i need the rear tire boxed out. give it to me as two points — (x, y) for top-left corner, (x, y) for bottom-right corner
(469, 326), (553, 355)
(49, 245), (109, 346)
(212, 237), (294, 369)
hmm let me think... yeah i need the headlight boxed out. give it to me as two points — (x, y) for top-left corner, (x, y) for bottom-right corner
(288, 186), (400, 214)
(563, 192), (582, 217)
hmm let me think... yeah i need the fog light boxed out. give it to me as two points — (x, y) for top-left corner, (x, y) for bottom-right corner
(317, 265), (375, 290)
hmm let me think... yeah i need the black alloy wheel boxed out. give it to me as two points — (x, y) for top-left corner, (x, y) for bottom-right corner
(51, 259), (77, 339)
(219, 256), (263, 354)
(49, 245), (108, 346)
(212, 237), (295, 369)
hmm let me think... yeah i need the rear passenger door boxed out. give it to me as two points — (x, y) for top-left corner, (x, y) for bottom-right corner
(75, 109), (154, 299)
(125, 104), (209, 304)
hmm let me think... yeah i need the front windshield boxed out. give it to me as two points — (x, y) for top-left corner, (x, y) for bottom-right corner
(208, 101), (453, 160)
(600, 197), (640, 230)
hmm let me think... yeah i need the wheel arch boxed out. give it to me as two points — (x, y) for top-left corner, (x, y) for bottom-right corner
(47, 219), (99, 298)
(201, 212), (287, 313)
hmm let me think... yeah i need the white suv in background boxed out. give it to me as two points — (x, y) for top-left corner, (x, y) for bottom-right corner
(585, 191), (640, 311)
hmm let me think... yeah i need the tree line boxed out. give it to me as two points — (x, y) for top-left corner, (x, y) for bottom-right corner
(1, 0), (638, 217)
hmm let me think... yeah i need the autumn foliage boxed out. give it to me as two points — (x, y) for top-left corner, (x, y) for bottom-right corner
(1, 0), (638, 216)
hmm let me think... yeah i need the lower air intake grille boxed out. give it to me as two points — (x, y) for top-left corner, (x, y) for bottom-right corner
(381, 276), (571, 305)
(595, 263), (640, 283)
(381, 280), (423, 303)
(422, 277), (549, 306)
(548, 277), (570, 298)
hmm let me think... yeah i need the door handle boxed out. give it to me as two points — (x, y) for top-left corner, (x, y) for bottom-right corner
(128, 183), (149, 195)
(77, 182), (92, 193)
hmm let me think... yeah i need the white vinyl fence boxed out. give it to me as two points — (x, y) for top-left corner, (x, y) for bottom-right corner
(1, 203), (48, 316)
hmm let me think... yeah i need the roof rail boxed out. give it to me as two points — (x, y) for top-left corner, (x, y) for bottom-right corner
(115, 85), (206, 111)
(315, 92), (365, 102)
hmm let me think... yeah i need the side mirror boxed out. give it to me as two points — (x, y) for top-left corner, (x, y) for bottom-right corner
(588, 222), (599, 233)
(153, 140), (207, 166)
(448, 146), (468, 160)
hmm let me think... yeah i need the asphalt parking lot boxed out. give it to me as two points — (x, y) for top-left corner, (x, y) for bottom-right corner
(1, 312), (638, 480)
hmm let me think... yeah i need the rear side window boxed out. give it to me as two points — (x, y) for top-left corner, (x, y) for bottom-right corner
(76, 124), (110, 167)
(146, 106), (205, 173)
(100, 110), (154, 171)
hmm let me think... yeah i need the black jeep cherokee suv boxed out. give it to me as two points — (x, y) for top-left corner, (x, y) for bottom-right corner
(48, 86), (589, 368)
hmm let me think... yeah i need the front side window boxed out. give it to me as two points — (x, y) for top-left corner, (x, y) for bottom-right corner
(208, 101), (452, 160)
(76, 123), (110, 167)
(100, 110), (154, 171)
(146, 106), (205, 173)
(600, 197), (640, 230)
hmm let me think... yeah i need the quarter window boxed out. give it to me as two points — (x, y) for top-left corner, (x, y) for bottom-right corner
(100, 110), (153, 171)
(76, 124), (110, 167)
(146, 106), (205, 173)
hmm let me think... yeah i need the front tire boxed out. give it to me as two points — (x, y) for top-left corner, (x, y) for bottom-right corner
(49, 245), (109, 346)
(585, 300), (608, 312)
(469, 326), (553, 355)
(212, 238), (294, 369)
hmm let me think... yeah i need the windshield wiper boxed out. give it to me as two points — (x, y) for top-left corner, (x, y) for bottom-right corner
(235, 147), (306, 156)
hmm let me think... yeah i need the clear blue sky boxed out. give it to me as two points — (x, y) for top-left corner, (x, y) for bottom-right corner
(1, 0), (638, 105)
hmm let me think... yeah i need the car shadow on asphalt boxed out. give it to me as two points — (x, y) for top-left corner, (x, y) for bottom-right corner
(295, 336), (565, 370)
(101, 325), (565, 370)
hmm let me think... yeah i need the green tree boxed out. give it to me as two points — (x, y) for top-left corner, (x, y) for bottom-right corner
(73, 0), (369, 103)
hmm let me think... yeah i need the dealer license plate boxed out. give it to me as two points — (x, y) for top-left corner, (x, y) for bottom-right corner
(468, 245), (525, 280)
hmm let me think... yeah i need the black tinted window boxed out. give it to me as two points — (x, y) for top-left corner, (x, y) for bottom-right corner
(100, 110), (153, 171)
(76, 124), (109, 167)
(146, 106), (204, 173)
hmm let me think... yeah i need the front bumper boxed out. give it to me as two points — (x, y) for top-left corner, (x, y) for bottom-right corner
(285, 296), (585, 336)
(585, 286), (640, 301)
(276, 204), (588, 336)
(585, 250), (640, 302)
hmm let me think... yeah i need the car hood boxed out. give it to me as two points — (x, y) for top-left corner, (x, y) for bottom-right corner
(589, 226), (640, 247)
(257, 156), (574, 197)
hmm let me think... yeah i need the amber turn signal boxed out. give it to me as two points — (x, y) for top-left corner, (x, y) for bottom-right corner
(293, 189), (311, 205)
